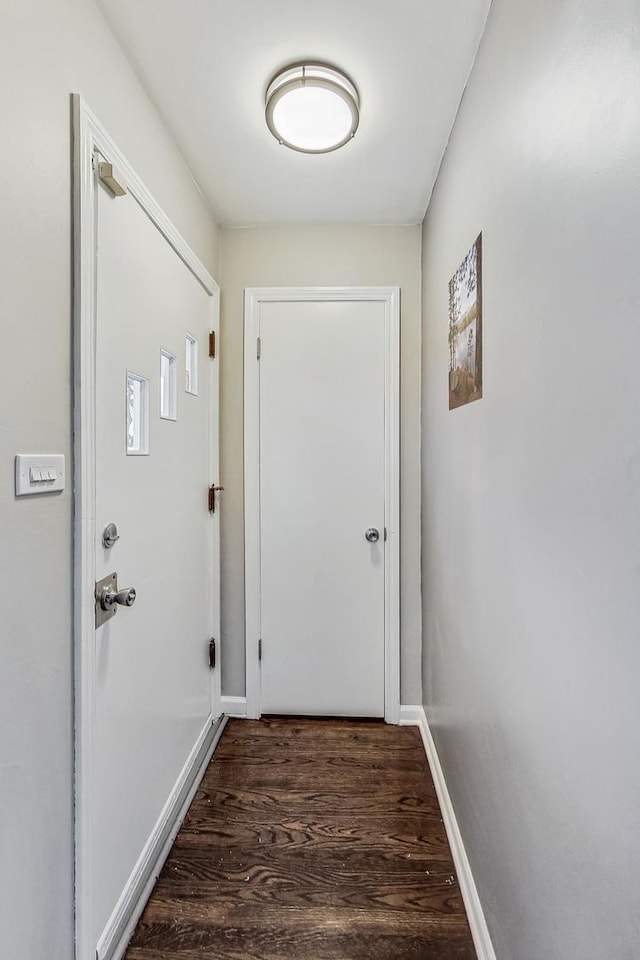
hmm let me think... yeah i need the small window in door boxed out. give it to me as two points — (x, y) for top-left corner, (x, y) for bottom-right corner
(185, 334), (198, 395)
(160, 350), (177, 420)
(126, 372), (150, 455)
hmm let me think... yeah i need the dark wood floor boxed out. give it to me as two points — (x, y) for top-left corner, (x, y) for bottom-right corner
(125, 718), (477, 960)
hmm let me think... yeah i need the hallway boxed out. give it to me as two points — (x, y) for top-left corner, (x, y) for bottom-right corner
(125, 719), (476, 960)
(4, 1), (640, 958)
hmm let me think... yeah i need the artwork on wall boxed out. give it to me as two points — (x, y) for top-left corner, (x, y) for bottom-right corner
(449, 232), (482, 409)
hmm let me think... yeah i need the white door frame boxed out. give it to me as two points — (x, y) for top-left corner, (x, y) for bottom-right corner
(72, 96), (223, 960)
(244, 286), (400, 723)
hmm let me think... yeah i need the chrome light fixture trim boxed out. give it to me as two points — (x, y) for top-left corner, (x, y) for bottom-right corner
(265, 62), (360, 154)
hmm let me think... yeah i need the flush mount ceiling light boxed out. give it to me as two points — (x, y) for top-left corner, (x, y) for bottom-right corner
(265, 62), (360, 154)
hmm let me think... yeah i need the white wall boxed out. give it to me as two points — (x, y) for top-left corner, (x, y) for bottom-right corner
(0, 2), (218, 958)
(219, 224), (422, 704)
(420, 1), (640, 958)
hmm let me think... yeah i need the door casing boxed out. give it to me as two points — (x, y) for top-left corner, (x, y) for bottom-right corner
(243, 286), (400, 722)
(72, 95), (222, 960)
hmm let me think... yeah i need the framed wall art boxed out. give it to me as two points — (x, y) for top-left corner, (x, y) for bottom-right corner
(449, 232), (482, 409)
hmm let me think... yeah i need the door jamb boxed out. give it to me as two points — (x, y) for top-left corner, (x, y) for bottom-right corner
(72, 95), (221, 960)
(243, 286), (400, 723)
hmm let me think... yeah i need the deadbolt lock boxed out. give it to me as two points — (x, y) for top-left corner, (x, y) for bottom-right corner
(102, 522), (120, 549)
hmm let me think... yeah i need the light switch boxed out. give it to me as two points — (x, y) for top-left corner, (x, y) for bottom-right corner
(16, 455), (65, 497)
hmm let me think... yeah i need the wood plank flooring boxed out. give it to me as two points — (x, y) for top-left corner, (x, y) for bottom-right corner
(125, 718), (477, 960)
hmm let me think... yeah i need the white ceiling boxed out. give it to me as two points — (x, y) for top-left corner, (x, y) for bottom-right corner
(98, 0), (491, 226)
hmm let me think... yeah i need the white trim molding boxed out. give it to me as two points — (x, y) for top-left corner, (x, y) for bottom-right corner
(398, 704), (425, 726)
(243, 286), (400, 723)
(72, 95), (221, 960)
(221, 696), (248, 718)
(399, 706), (497, 960)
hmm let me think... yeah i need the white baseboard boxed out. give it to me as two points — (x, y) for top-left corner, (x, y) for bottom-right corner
(399, 704), (497, 960)
(221, 695), (247, 717)
(399, 703), (425, 726)
(98, 714), (228, 960)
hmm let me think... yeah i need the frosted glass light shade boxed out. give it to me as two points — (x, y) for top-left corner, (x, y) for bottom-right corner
(265, 63), (360, 154)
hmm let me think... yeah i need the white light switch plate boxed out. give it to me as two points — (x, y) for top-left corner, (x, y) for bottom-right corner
(15, 454), (65, 496)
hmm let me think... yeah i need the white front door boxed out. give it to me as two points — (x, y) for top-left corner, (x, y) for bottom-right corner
(245, 290), (399, 719)
(74, 102), (221, 960)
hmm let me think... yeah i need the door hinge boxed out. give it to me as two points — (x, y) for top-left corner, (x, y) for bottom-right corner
(256, 336), (261, 360)
(208, 483), (225, 513)
(209, 330), (216, 359)
(209, 638), (216, 670)
(258, 638), (263, 662)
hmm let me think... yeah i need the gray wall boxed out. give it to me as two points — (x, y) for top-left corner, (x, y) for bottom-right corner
(0, 2), (218, 957)
(219, 224), (422, 704)
(420, 1), (640, 958)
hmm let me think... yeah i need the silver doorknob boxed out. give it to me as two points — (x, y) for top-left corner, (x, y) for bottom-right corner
(99, 585), (136, 611)
(364, 527), (380, 543)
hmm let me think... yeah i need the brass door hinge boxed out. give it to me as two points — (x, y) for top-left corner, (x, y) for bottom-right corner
(208, 484), (225, 513)
(209, 331), (216, 359)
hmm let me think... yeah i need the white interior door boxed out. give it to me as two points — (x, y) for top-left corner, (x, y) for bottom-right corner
(75, 107), (221, 960)
(246, 291), (399, 719)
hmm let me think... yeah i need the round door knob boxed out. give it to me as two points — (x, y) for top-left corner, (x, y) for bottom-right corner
(364, 527), (380, 543)
(115, 587), (136, 607)
(100, 585), (136, 610)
